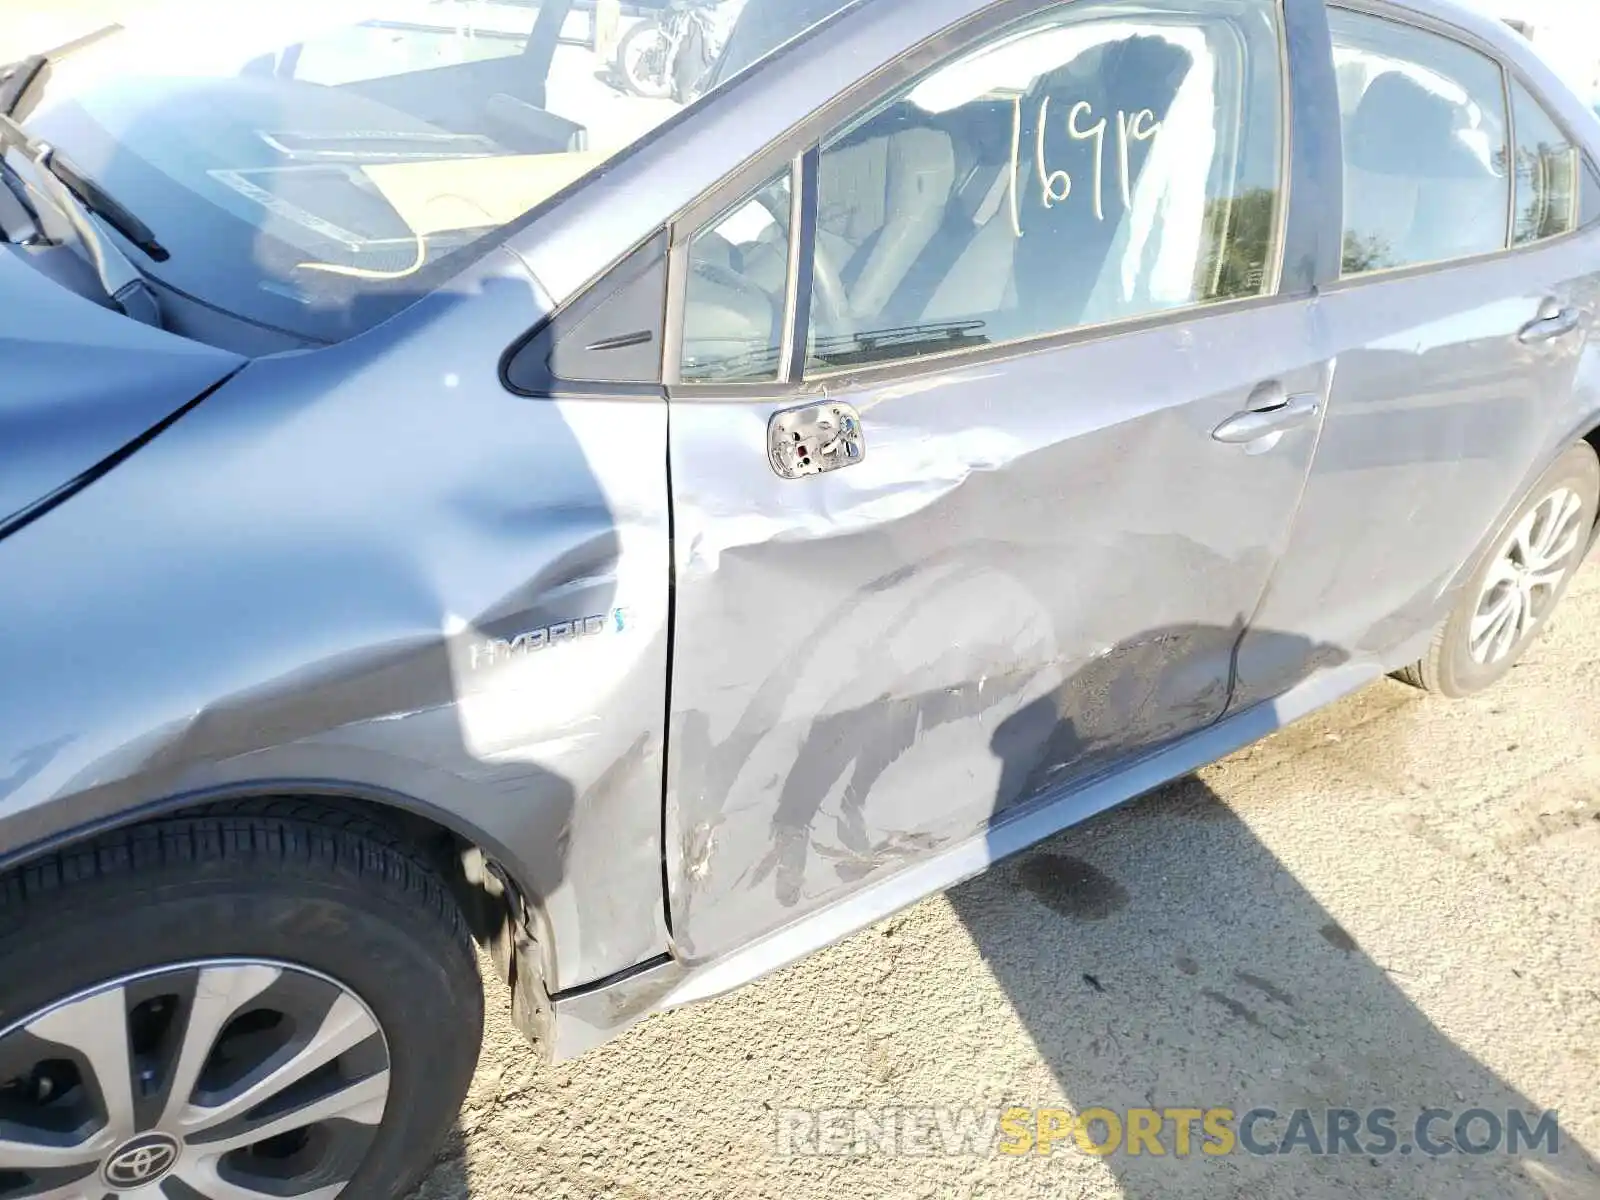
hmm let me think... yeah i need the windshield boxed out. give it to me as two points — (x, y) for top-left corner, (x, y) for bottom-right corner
(10, 0), (859, 341)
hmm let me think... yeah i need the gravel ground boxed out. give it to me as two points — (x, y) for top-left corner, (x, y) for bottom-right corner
(414, 567), (1600, 1200)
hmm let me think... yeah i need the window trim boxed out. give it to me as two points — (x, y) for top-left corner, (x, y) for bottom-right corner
(1327, 0), (1508, 72)
(1501, 53), (1520, 251)
(666, 0), (1300, 396)
(780, 149), (817, 383)
(663, 153), (809, 392)
(804, 286), (1303, 388)
(663, 0), (1050, 394)
(499, 229), (671, 399)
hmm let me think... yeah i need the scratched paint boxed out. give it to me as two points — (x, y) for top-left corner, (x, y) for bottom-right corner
(665, 291), (1327, 963)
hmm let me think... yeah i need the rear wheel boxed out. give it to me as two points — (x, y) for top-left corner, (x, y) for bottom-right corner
(1398, 441), (1599, 697)
(0, 802), (483, 1200)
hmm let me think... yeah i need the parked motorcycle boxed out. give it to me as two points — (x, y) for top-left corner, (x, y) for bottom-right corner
(617, 0), (723, 104)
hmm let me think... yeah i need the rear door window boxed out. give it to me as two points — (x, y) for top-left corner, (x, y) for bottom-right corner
(1329, 8), (1512, 277)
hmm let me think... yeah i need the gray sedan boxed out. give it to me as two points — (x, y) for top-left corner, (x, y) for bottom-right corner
(2, 0), (1598, 1196)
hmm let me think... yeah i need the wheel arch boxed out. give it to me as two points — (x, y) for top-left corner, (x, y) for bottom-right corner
(0, 778), (536, 977)
(1439, 413), (1600, 606)
(1536, 415), (1600, 554)
(1579, 423), (1600, 531)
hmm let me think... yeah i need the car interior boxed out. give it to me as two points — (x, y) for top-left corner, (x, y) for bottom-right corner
(1335, 46), (1511, 273)
(1343, 71), (1510, 270)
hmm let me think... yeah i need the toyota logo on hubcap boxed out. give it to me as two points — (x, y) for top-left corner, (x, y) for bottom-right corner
(102, 1133), (181, 1189)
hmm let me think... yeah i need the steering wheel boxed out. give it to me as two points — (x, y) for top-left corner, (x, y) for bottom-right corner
(750, 188), (850, 334)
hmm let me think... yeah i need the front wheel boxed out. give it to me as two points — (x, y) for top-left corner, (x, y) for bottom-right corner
(1397, 440), (1599, 697)
(0, 802), (484, 1200)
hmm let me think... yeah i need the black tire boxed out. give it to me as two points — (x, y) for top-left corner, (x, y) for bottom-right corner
(0, 799), (483, 1200)
(618, 20), (675, 99)
(1397, 440), (1599, 697)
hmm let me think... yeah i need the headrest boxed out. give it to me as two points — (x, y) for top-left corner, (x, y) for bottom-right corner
(1027, 34), (1192, 120)
(1097, 33), (1193, 114)
(1347, 71), (1488, 179)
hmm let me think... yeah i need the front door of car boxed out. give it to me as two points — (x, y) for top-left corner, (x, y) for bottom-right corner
(664, 0), (1330, 962)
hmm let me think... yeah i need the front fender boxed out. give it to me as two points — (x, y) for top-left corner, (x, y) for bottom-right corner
(0, 248), (671, 993)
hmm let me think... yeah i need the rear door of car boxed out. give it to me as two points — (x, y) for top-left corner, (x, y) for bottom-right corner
(1235, 1), (1600, 705)
(662, 0), (1337, 962)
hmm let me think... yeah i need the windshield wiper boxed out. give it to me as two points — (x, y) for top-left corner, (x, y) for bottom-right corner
(0, 113), (163, 325)
(0, 56), (46, 115)
(2, 24), (122, 116)
(0, 113), (166, 259)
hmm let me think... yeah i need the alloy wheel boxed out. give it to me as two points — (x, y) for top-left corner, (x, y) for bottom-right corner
(0, 961), (391, 1200)
(1468, 485), (1587, 665)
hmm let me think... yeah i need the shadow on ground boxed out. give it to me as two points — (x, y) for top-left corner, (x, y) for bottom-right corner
(404, 622), (1600, 1199)
(411, 1129), (472, 1200)
(948, 766), (1600, 1197)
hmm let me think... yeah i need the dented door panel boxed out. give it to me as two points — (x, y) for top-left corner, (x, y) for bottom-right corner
(666, 301), (1329, 963)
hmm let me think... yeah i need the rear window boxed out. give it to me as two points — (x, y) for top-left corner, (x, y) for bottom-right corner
(1510, 77), (1583, 244)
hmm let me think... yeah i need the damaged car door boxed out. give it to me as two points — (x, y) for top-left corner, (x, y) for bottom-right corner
(664, 0), (1332, 961)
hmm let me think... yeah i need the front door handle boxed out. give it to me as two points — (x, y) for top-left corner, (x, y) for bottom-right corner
(1518, 305), (1581, 345)
(1211, 394), (1321, 445)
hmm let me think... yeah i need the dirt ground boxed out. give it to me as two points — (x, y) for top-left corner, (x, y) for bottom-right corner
(410, 567), (1600, 1200)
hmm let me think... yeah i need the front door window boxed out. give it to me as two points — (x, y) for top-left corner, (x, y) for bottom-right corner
(803, 0), (1287, 373)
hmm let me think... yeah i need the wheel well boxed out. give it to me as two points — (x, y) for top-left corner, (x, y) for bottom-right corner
(0, 792), (517, 967)
(1583, 427), (1600, 466)
(1581, 428), (1600, 538)
(186, 794), (518, 958)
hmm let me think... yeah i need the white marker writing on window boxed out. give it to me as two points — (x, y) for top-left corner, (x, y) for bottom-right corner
(1006, 96), (1164, 229)
(1036, 96), (1073, 209)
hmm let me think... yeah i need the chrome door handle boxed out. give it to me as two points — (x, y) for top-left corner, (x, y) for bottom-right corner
(1211, 394), (1321, 445)
(1518, 307), (1580, 345)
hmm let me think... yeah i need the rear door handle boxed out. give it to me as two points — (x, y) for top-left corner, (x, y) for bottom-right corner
(1518, 306), (1581, 345)
(1211, 394), (1321, 445)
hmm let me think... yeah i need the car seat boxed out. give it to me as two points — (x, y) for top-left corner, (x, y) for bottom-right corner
(1344, 71), (1508, 269)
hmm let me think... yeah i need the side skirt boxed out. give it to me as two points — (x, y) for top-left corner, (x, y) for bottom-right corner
(541, 637), (1428, 1063)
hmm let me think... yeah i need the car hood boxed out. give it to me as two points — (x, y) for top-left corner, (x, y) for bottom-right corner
(0, 247), (244, 532)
